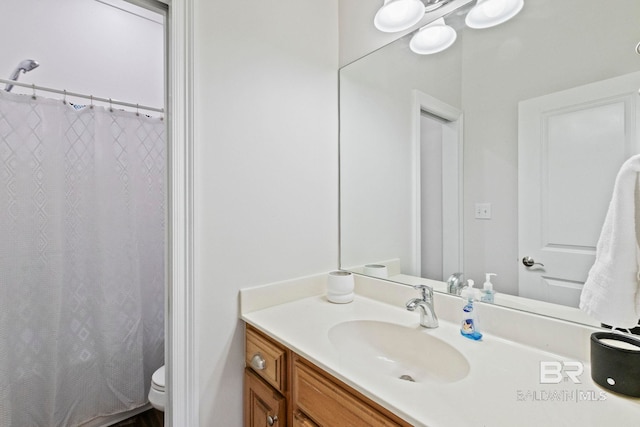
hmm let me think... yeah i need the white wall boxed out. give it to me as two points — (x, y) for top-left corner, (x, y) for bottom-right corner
(340, 39), (461, 274)
(0, 0), (164, 111)
(192, 0), (339, 425)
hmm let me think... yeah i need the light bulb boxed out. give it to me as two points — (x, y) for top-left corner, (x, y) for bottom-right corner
(484, 0), (506, 18)
(386, 2), (413, 21)
(465, 0), (524, 29)
(410, 18), (457, 55)
(374, 0), (425, 33)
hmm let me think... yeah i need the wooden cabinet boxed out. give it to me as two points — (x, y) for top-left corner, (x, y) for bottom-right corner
(245, 325), (289, 427)
(244, 324), (412, 427)
(244, 368), (286, 427)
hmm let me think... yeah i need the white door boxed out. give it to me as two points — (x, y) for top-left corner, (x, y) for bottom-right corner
(518, 71), (640, 306)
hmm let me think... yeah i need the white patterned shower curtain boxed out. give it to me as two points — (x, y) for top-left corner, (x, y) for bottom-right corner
(0, 91), (165, 427)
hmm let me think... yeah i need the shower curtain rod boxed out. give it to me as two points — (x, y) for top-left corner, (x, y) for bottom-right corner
(0, 78), (164, 113)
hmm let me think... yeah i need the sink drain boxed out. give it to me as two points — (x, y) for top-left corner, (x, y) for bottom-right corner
(399, 374), (415, 382)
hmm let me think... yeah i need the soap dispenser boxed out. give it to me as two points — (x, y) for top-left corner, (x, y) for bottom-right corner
(460, 280), (483, 341)
(481, 273), (497, 304)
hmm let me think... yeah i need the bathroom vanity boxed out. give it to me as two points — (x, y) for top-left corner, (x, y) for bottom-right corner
(245, 324), (410, 426)
(241, 273), (640, 426)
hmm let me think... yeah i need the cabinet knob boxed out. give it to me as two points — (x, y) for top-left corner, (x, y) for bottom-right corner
(267, 415), (278, 426)
(250, 353), (266, 370)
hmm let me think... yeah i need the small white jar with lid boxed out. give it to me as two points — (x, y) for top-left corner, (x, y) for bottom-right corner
(326, 271), (355, 304)
(363, 264), (388, 278)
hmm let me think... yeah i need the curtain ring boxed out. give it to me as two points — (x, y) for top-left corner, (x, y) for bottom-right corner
(109, 98), (113, 113)
(31, 84), (36, 100)
(90, 95), (94, 109)
(62, 89), (67, 105)
(136, 103), (140, 117)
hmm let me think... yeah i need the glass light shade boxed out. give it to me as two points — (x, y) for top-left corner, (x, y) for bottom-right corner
(374, 0), (425, 33)
(409, 18), (457, 55)
(465, 0), (524, 29)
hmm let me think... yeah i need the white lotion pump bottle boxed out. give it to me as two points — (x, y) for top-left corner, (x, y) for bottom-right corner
(481, 273), (497, 303)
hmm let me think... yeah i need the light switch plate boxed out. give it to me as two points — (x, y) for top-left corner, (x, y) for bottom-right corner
(475, 202), (492, 219)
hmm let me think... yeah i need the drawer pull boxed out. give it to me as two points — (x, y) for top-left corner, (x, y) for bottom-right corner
(267, 415), (278, 426)
(250, 353), (266, 370)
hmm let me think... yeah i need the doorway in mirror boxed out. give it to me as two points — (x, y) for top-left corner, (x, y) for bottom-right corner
(413, 91), (463, 281)
(518, 71), (640, 306)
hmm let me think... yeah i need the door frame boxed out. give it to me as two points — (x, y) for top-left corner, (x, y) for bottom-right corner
(165, 0), (198, 426)
(411, 90), (464, 279)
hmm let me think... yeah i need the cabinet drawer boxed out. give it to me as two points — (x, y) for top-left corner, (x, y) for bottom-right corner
(246, 325), (287, 393)
(292, 357), (409, 427)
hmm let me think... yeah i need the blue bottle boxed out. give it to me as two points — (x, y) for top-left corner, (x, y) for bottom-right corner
(460, 280), (483, 341)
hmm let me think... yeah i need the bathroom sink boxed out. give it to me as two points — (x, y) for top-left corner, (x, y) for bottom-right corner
(328, 320), (470, 384)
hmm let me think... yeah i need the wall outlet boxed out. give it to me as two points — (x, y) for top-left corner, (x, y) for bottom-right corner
(475, 203), (492, 219)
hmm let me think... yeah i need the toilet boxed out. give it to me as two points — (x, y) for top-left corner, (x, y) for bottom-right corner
(148, 365), (165, 411)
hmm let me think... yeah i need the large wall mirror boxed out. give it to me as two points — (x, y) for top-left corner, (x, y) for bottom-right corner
(340, 0), (640, 325)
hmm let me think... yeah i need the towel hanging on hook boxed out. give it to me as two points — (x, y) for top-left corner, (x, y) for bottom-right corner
(579, 154), (640, 328)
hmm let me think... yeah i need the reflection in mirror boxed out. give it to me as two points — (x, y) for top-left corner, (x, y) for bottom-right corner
(339, 0), (640, 325)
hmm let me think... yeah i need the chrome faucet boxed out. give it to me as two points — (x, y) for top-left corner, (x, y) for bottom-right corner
(405, 285), (438, 328)
(446, 272), (465, 295)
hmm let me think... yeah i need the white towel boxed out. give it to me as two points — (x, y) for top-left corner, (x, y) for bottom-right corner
(579, 154), (640, 328)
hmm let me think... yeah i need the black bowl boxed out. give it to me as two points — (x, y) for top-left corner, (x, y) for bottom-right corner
(590, 332), (640, 398)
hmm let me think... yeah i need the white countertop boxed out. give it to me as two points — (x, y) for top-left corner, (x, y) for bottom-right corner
(240, 274), (640, 427)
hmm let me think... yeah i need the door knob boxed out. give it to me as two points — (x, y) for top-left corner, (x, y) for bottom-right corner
(522, 256), (544, 268)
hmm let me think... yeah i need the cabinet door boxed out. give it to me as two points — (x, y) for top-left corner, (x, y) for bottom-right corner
(244, 368), (286, 427)
(292, 357), (410, 427)
(292, 411), (318, 427)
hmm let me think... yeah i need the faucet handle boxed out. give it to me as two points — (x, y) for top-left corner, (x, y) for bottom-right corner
(412, 284), (433, 301)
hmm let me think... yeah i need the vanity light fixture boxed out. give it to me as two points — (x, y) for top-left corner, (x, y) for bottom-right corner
(374, 0), (453, 33)
(373, 0), (525, 55)
(465, 0), (524, 29)
(409, 17), (457, 55)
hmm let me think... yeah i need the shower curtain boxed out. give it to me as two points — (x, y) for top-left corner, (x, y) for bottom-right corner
(0, 91), (165, 427)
